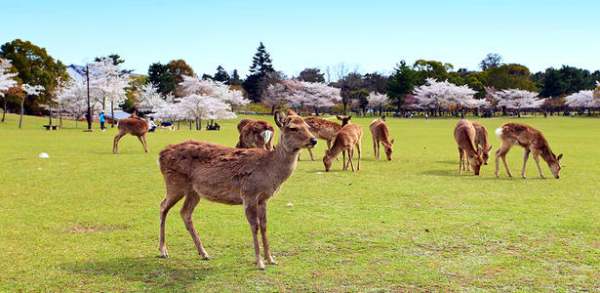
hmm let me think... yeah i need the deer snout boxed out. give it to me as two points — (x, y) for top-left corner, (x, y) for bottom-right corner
(309, 137), (317, 146)
(555, 175), (560, 179)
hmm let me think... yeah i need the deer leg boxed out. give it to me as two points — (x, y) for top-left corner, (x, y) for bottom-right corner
(112, 132), (125, 154)
(307, 148), (315, 161)
(348, 147), (355, 172)
(159, 189), (184, 258)
(342, 150), (347, 170)
(244, 200), (264, 269)
(458, 147), (464, 174)
(180, 192), (210, 259)
(495, 142), (512, 177)
(521, 149), (531, 179)
(373, 140), (378, 160)
(356, 141), (362, 171)
(533, 152), (545, 179)
(258, 201), (275, 265)
(137, 135), (148, 153)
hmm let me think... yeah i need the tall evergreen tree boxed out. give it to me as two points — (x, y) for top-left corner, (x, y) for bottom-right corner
(148, 62), (175, 96)
(244, 42), (276, 102)
(387, 61), (418, 113)
(229, 69), (242, 86)
(214, 65), (231, 83)
(249, 42), (274, 75)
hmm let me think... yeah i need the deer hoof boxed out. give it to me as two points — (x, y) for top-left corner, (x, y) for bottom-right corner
(266, 256), (277, 265)
(200, 254), (210, 260)
(256, 260), (266, 270)
(158, 252), (169, 258)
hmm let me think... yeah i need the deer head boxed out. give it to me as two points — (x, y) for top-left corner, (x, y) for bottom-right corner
(336, 115), (352, 126)
(384, 139), (394, 161)
(275, 112), (317, 152)
(470, 149), (484, 176)
(481, 145), (493, 165)
(548, 153), (563, 179)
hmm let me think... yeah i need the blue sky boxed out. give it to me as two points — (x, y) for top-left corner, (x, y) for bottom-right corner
(2, 0), (599, 77)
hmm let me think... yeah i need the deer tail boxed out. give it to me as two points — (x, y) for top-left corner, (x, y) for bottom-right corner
(495, 127), (503, 138)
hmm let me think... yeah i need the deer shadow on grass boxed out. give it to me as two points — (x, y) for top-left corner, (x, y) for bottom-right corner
(61, 256), (214, 291)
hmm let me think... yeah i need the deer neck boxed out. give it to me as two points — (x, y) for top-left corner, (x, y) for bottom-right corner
(268, 142), (300, 179)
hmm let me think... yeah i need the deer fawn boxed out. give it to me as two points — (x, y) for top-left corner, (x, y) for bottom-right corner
(113, 114), (149, 154)
(454, 119), (484, 175)
(157, 112), (317, 269)
(302, 115), (351, 160)
(495, 123), (563, 179)
(323, 124), (363, 172)
(236, 119), (274, 150)
(369, 118), (394, 160)
(471, 121), (493, 165)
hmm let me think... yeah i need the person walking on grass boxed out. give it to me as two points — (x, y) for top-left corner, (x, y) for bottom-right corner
(99, 111), (106, 131)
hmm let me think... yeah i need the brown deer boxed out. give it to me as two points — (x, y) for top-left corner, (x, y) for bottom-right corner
(472, 121), (493, 165)
(323, 124), (363, 172)
(158, 112), (317, 269)
(303, 115), (351, 160)
(113, 114), (149, 154)
(236, 119), (275, 150)
(369, 118), (394, 161)
(454, 119), (484, 175)
(494, 123), (563, 179)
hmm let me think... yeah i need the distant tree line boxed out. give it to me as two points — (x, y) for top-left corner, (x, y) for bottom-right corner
(1, 38), (599, 119)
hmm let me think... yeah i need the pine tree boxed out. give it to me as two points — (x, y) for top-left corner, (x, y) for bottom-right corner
(249, 42), (274, 75)
(230, 69), (242, 86)
(214, 65), (231, 83)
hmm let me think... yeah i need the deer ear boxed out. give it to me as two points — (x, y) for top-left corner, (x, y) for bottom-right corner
(347, 116), (352, 120)
(487, 145), (493, 152)
(274, 112), (286, 128)
(557, 153), (563, 161)
(336, 115), (342, 120)
(390, 139), (395, 144)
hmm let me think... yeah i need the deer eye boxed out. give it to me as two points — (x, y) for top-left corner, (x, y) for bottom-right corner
(288, 127), (298, 131)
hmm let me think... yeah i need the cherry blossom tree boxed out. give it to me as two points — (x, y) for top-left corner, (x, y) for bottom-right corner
(412, 78), (482, 116)
(265, 80), (341, 115)
(492, 89), (545, 117)
(565, 90), (598, 114)
(177, 94), (236, 130)
(0, 58), (18, 122)
(137, 83), (170, 113)
(57, 77), (103, 128)
(89, 58), (130, 127)
(179, 75), (248, 108)
(367, 92), (389, 115)
(19, 84), (45, 128)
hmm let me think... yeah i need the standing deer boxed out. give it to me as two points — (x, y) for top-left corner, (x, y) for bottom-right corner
(369, 118), (394, 161)
(113, 114), (149, 154)
(495, 123), (563, 179)
(323, 124), (363, 172)
(303, 115), (351, 160)
(454, 119), (484, 175)
(158, 112), (317, 269)
(236, 118), (275, 150)
(472, 121), (493, 165)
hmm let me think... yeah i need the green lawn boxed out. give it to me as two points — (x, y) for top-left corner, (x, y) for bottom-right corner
(0, 113), (598, 292)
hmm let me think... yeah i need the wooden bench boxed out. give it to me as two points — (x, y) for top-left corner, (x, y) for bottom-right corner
(43, 125), (59, 130)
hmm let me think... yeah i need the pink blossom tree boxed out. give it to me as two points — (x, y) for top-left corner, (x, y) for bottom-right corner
(367, 92), (389, 115)
(265, 80), (341, 115)
(0, 58), (18, 122)
(565, 90), (598, 115)
(412, 78), (482, 116)
(492, 89), (545, 117)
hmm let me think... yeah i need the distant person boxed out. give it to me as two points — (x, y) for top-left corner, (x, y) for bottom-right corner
(148, 117), (157, 132)
(99, 111), (106, 131)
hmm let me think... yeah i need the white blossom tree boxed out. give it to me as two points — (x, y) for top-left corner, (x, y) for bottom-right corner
(412, 78), (482, 116)
(179, 75), (248, 108)
(0, 58), (18, 122)
(265, 79), (341, 115)
(492, 89), (545, 117)
(89, 58), (130, 126)
(367, 92), (389, 115)
(565, 90), (598, 114)
(19, 84), (45, 128)
(137, 83), (166, 113)
(177, 94), (236, 130)
(57, 77), (102, 128)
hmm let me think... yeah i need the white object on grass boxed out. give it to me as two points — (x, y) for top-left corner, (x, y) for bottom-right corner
(38, 152), (49, 159)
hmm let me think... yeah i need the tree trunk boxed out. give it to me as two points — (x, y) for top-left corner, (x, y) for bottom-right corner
(48, 104), (53, 127)
(18, 97), (25, 129)
(110, 101), (115, 128)
(189, 120), (192, 130)
(1, 97), (6, 122)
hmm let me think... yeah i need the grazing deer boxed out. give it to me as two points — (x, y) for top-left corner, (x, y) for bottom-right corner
(495, 123), (563, 179)
(472, 121), (493, 165)
(158, 112), (317, 269)
(323, 124), (363, 172)
(113, 114), (149, 154)
(454, 119), (484, 175)
(303, 115), (351, 160)
(369, 118), (394, 161)
(236, 119), (275, 150)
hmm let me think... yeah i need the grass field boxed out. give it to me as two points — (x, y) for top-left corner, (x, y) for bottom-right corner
(0, 113), (598, 292)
